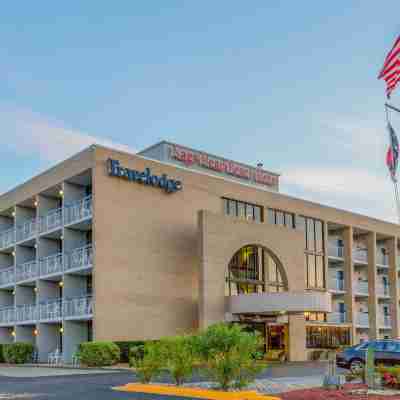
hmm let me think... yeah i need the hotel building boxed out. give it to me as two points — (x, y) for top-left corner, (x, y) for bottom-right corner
(0, 141), (398, 363)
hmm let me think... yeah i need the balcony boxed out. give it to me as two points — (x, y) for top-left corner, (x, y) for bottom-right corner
(0, 307), (14, 325)
(377, 284), (390, 298)
(354, 280), (369, 296)
(327, 312), (346, 324)
(39, 253), (63, 277)
(39, 299), (62, 322)
(353, 248), (368, 264)
(329, 279), (345, 293)
(376, 252), (389, 268)
(16, 260), (38, 283)
(328, 244), (344, 259)
(39, 208), (62, 234)
(0, 228), (15, 250)
(15, 304), (37, 324)
(63, 296), (93, 319)
(64, 195), (92, 226)
(356, 312), (369, 328)
(0, 267), (15, 287)
(64, 245), (93, 273)
(380, 315), (391, 329)
(16, 218), (37, 243)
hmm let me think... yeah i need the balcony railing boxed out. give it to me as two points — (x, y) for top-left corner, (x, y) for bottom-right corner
(15, 304), (37, 323)
(16, 260), (38, 283)
(328, 244), (344, 258)
(376, 252), (389, 267)
(380, 315), (391, 328)
(64, 195), (93, 226)
(63, 296), (93, 318)
(377, 284), (390, 297)
(0, 267), (15, 287)
(327, 312), (346, 324)
(353, 248), (368, 264)
(356, 312), (369, 327)
(0, 307), (14, 325)
(16, 218), (37, 243)
(354, 280), (369, 295)
(39, 253), (63, 277)
(65, 245), (93, 272)
(0, 228), (15, 250)
(39, 299), (62, 321)
(39, 208), (63, 234)
(329, 279), (345, 292)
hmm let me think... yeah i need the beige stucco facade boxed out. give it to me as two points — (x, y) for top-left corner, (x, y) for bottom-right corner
(0, 143), (399, 362)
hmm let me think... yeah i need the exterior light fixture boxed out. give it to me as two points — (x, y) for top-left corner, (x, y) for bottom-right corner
(59, 190), (64, 197)
(59, 281), (64, 287)
(34, 287), (37, 293)
(59, 327), (64, 334)
(34, 200), (39, 207)
(12, 290), (15, 295)
(11, 211), (15, 217)
(60, 235), (64, 240)
(11, 251), (15, 257)
(11, 331), (15, 337)
(33, 329), (38, 336)
(34, 243), (37, 249)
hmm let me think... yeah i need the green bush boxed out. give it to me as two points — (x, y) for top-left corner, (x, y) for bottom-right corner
(77, 342), (120, 367)
(159, 336), (196, 386)
(3, 343), (34, 364)
(0, 344), (4, 363)
(130, 341), (164, 383)
(195, 323), (266, 390)
(114, 341), (145, 363)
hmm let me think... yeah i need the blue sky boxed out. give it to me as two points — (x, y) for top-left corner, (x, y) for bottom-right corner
(1, 1), (400, 221)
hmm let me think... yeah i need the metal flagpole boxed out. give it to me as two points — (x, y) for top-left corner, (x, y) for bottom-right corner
(385, 103), (400, 223)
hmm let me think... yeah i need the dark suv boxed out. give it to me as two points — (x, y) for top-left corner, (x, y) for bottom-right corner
(337, 340), (400, 372)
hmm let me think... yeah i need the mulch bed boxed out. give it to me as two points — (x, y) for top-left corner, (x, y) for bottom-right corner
(278, 383), (400, 399)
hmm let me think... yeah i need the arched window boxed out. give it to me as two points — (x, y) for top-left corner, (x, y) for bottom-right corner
(226, 245), (287, 296)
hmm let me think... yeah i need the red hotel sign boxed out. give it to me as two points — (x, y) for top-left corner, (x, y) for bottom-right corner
(169, 145), (279, 188)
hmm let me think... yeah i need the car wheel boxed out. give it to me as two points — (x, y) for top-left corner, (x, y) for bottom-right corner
(350, 359), (364, 374)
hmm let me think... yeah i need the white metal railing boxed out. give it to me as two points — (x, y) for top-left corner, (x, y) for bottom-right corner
(16, 260), (38, 282)
(376, 252), (389, 266)
(329, 278), (345, 292)
(353, 248), (368, 263)
(0, 228), (16, 250)
(39, 207), (63, 234)
(380, 315), (391, 328)
(0, 307), (14, 325)
(377, 284), (390, 297)
(65, 244), (93, 272)
(16, 218), (37, 242)
(63, 296), (93, 318)
(15, 304), (37, 323)
(328, 244), (344, 258)
(64, 195), (92, 226)
(327, 312), (346, 324)
(354, 280), (369, 295)
(0, 267), (15, 287)
(356, 312), (369, 327)
(39, 299), (62, 321)
(39, 253), (63, 277)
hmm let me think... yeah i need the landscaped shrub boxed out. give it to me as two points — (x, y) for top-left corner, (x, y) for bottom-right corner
(159, 335), (196, 386)
(114, 341), (145, 363)
(3, 343), (34, 364)
(195, 323), (265, 390)
(77, 341), (120, 367)
(377, 365), (400, 389)
(130, 341), (164, 383)
(0, 344), (4, 363)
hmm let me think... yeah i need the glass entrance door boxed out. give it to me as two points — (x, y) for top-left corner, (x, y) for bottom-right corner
(267, 324), (287, 360)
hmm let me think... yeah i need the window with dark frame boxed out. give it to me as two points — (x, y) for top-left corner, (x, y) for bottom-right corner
(223, 198), (263, 222)
(306, 326), (351, 349)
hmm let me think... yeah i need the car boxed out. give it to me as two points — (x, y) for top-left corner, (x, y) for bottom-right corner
(336, 339), (400, 373)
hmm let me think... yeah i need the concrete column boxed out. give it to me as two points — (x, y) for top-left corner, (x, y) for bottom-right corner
(343, 227), (356, 340)
(367, 232), (378, 339)
(323, 221), (329, 289)
(389, 237), (399, 338)
(288, 313), (306, 362)
(63, 321), (88, 363)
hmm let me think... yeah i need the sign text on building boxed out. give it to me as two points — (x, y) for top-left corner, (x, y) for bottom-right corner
(107, 159), (182, 194)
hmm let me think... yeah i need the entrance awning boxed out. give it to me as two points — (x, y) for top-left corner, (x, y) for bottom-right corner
(227, 291), (332, 314)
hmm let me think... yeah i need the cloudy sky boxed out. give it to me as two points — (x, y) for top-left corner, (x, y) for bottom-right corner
(1, 1), (400, 222)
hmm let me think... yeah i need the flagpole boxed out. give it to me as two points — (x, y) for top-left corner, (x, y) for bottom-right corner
(385, 103), (400, 223)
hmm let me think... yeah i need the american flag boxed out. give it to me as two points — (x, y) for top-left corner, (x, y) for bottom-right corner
(378, 35), (400, 99)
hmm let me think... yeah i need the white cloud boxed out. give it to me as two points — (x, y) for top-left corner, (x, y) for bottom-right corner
(0, 104), (135, 162)
(281, 115), (399, 223)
